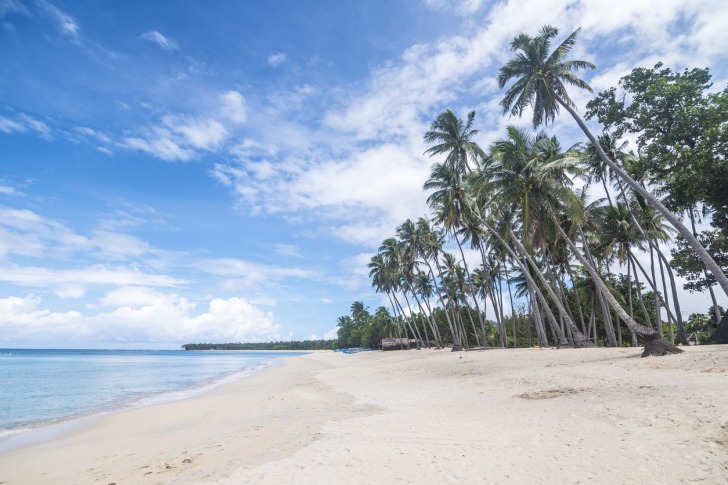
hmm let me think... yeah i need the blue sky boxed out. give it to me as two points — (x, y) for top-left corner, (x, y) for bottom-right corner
(1, 0), (726, 348)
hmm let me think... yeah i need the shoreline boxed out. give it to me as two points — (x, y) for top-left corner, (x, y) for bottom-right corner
(0, 352), (294, 453)
(1, 346), (727, 483)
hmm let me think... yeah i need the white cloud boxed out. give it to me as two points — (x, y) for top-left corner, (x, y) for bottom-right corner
(305, 326), (339, 340)
(274, 244), (302, 258)
(423, 0), (486, 16)
(123, 92), (242, 161)
(0, 113), (52, 139)
(219, 91), (247, 123)
(212, 142), (431, 246)
(0, 264), (186, 289)
(0, 206), (174, 264)
(268, 52), (287, 67)
(0, 292), (281, 344)
(139, 30), (178, 50)
(200, 258), (320, 289)
(162, 115), (228, 150)
(0, 116), (24, 134)
(124, 134), (196, 161)
(74, 126), (112, 147)
(0, 0), (30, 18)
(36, 0), (80, 38)
(0, 185), (17, 196)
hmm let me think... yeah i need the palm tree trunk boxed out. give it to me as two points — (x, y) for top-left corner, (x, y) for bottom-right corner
(654, 241), (688, 344)
(453, 236), (486, 346)
(631, 249), (682, 328)
(406, 283), (432, 348)
(557, 223), (682, 356)
(577, 227), (618, 347)
(626, 257), (638, 346)
(507, 228), (591, 346)
(689, 211), (723, 323)
(528, 282), (549, 347)
(468, 214), (556, 347)
(557, 96), (728, 298)
(505, 265), (518, 347)
(392, 292), (422, 350)
(603, 262), (623, 346)
(613, 178), (688, 344)
(649, 244), (663, 338)
(588, 301), (596, 344)
(656, 246), (674, 344)
(401, 290), (426, 347)
(629, 252), (654, 329)
(426, 257), (460, 348)
(565, 260), (588, 335)
(497, 263), (508, 341)
(488, 287), (506, 347)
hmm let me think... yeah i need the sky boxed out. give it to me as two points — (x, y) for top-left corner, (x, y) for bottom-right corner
(1, 0), (727, 349)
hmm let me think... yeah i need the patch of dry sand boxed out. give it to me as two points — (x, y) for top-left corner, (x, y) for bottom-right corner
(1, 346), (727, 484)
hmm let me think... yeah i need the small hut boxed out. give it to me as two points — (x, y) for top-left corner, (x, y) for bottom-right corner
(381, 337), (411, 350)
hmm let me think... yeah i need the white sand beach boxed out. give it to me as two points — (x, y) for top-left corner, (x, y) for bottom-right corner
(1, 346), (727, 484)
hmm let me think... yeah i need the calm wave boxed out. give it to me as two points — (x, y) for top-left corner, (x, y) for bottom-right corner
(0, 349), (302, 437)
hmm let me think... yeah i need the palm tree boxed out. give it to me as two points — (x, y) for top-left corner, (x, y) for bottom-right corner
(423, 161), (487, 346)
(416, 217), (463, 348)
(424, 109), (485, 175)
(486, 126), (591, 346)
(498, 25), (728, 298)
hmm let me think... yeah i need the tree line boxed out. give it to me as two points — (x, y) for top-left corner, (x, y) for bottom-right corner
(336, 26), (727, 356)
(181, 340), (336, 351)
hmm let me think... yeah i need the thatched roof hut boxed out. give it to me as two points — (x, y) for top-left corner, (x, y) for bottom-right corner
(381, 338), (412, 350)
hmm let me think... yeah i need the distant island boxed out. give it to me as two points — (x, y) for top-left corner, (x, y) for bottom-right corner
(181, 340), (336, 351)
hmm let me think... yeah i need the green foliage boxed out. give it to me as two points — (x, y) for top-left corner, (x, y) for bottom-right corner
(670, 231), (728, 292)
(181, 340), (336, 351)
(686, 306), (724, 343)
(586, 64), (728, 224)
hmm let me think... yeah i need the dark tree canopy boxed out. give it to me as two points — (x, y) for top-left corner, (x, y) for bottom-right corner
(586, 64), (728, 226)
(671, 230), (728, 293)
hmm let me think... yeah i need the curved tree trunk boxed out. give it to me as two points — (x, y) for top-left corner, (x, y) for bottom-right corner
(629, 252), (654, 329)
(557, 223), (682, 356)
(577, 227), (618, 346)
(426, 256), (461, 348)
(508, 228), (592, 346)
(565, 260), (588, 336)
(557, 97), (728, 298)
(528, 282), (549, 347)
(613, 178), (689, 345)
(453, 235), (486, 346)
(467, 209), (576, 348)
(505, 264), (518, 347)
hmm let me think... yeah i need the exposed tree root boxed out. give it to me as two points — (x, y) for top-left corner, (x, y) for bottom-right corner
(451, 343), (463, 352)
(641, 332), (684, 357)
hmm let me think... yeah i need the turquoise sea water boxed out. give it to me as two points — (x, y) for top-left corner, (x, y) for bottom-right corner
(0, 349), (301, 440)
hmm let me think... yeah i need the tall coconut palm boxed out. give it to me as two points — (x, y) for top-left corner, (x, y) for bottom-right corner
(486, 126), (591, 346)
(379, 237), (425, 349)
(424, 162), (488, 344)
(484, 125), (681, 354)
(416, 217), (463, 348)
(424, 109), (486, 175)
(498, 25), (728, 298)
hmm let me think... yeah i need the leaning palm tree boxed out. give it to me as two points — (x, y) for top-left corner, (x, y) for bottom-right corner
(482, 125), (679, 355)
(497, 25), (728, 298)
(486, 126), (592, 346)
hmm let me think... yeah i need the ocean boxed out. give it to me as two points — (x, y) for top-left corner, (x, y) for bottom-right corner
(0, 348), (302, 443)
